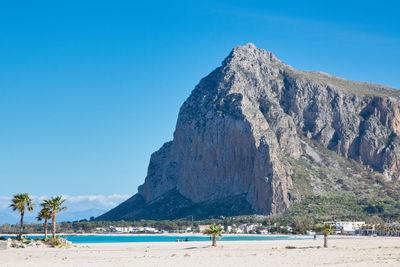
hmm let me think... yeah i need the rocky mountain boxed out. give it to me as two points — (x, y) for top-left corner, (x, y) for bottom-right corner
(98, 43), (400, 221)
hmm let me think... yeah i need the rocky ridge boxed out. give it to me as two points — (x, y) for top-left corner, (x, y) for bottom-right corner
(98, 43), (400, 221)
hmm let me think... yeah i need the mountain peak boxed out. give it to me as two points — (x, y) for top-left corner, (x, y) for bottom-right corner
(242, 42), (257, 49)
(223, 43), (281, 67)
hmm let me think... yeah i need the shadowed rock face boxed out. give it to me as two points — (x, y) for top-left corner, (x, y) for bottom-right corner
(98, 43), (400, 221)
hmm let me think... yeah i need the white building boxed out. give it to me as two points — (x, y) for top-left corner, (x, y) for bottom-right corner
(143, 227), (157, 233)
(113, 227), (135, 233)
(245, 224), (260, 233)
(110, 226), (159, 233)
(306, 230), (316, 235)
(198, 225), (209, 233)
(232, 226), (245, 234)
(325, 221), (365, 234)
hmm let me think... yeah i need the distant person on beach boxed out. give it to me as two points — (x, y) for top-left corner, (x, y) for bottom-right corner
(185, 238), (189, 242)
(314, 235), (316, 240)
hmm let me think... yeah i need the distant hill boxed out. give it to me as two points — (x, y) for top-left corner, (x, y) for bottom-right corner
(57, 209), (107, 222)
(98, 43), (400, 221)
(1, 209), (107, 224)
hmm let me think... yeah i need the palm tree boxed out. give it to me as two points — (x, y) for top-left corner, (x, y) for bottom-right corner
(9, 193), (34, 240)
(37, 207), (51, 240)
(42, 196), (67, 239)
(203, 224), (223, 246)
(316, 224), (334, 248)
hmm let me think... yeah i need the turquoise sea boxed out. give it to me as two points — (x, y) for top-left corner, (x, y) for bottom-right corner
(2, 235), (313, 243)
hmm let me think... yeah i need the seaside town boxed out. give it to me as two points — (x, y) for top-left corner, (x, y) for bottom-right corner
(2, 217), (400, 238)
(90, 220), (400, 236)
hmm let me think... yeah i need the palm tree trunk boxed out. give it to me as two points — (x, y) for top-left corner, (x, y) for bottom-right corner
(44, 219), (48, 240)
(52, 214), (56, 239)
(324, 233), (328, 248)
(212, 235), (216, 246)
(18, 212), (24, 240)
(18, 212), (25, 240)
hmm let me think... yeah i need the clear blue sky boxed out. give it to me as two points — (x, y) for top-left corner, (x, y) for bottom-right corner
(1, 0), (399, 197)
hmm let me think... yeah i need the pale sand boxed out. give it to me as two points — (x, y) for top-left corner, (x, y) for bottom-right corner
(0, 236), (399, 266)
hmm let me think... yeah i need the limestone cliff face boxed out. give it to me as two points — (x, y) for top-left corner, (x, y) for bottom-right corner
(98, 44), (400, 221)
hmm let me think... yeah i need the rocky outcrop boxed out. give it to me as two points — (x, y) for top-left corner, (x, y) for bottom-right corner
(98, 43), (400, 221)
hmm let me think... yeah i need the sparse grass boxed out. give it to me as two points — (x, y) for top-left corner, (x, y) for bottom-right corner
(284, 67), (400, 97)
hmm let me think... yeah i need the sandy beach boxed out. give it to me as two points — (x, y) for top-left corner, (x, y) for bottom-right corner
(1, 236), (399, 266)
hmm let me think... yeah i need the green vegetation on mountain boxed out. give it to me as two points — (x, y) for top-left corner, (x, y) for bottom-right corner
(283, 137), (400, 221)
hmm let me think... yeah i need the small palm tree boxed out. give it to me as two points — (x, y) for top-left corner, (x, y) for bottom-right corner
(10, 193), (35, 240)
(37, 207), (51, 240)
(316, 224), (334, 248)
(42, 196), (67, 239)
(203, 224), (223, 246)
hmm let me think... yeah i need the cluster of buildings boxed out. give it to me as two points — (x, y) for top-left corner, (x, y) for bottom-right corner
(321, 221), (400, 236)
(93, 221), (400, 236)
(199, 223), (272, 234)
(96, 224), (272, 234)
(95, 226), (160, 233)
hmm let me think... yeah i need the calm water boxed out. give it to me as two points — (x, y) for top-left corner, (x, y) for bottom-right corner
(2, 235), (312, 243)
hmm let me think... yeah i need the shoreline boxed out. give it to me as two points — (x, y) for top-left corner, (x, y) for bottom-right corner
(1, 232), (358, 238)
